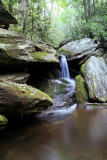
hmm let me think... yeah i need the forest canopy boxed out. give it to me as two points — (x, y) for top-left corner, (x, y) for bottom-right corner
(1, 0), (107, 46)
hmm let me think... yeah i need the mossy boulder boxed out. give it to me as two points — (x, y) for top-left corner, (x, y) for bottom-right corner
(0, 81), (53, 116)
(82, 56), (107, 102)
(0, 28), (59, 68)
(75, 75), (89, 103)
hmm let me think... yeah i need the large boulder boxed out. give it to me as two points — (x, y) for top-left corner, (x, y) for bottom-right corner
(0, 28), (59, 68)
(59, 38), (104, 64)
(0, 2), (17, 29)
(81, 56), (107, 102)
(0, 81), (53, 116)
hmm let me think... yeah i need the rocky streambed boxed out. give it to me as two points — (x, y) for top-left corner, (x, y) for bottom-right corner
(0, 28), (107, 132)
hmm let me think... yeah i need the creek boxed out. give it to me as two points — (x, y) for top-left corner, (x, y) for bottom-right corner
(0, 56), (107, 160)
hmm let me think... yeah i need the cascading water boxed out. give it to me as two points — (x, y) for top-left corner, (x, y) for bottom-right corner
(38, 55), (76, 117)
(61, 55), (70, 79)
(60, 55), (75, 90)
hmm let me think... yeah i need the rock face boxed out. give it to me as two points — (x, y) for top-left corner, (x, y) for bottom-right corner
(0, 81), (53, 116)
(80, 56), (107, 103)
(0, 73), (30, 83)
(0, 28), (59, 68)
(59, 38), (97, 54)
(59, 38), (104, 64)
(0, 2), (17, 29)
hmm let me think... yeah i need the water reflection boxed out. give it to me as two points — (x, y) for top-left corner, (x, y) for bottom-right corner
(0, 109), (107, 160)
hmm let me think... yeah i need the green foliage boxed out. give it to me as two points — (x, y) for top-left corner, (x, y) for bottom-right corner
(1, 0), (106, 45)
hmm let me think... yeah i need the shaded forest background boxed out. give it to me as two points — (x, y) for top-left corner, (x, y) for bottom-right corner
(2, 0), (107, 46)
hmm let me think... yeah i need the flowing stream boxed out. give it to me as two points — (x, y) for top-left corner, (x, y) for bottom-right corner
(1, 56), (107, 160)
(38, 55), (76, 116)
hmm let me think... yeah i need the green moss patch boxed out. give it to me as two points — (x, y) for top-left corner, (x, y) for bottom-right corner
(0, 115), (8, 126)
(81, 60), (89, 77)
(31, 51), (48, 61)
(59, 48), (74, 55)
(75, 75), (89, 103)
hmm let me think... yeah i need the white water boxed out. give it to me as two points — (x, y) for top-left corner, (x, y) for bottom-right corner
(61, 55), (70, 79)
(60, 55), (75, 91)
(38, 104), (77, 117)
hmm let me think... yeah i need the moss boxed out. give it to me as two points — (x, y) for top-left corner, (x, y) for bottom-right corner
(31, 51), (48, 61)
(0, 28), (19, 37)
(98, 96), (107, 102)
(37, 80), (67, 98)
(81, 63), (86, 77)
(81, 60), (89, 77)
(75, 75), (89, 103)
(0, 37), (23, 44)
(60, 79), (70, 84)
(59, 48), (74, 55)
(58, 84), (66, 94)
(0, 115), (8, 126)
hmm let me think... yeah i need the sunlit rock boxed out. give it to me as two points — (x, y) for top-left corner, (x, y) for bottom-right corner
(82, 56), (107, 102)
(0, 28), (59, 68)
(59, 38), (104, 64)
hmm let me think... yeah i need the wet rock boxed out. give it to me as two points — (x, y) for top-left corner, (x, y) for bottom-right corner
(77, 102), (107, 110)
(0, 28), (59, 68)
(39, 79), (76, 110)
(0, 81), (53, 116)
(81, 56), (107, 102)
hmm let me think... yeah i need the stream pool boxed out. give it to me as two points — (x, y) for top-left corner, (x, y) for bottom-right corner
(1, 108), (107, 160)
(1, 56), (107, 160)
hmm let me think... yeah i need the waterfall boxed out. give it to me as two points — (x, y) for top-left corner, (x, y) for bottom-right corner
(60, 55), (75, 91)
(61, 55), (70, 79)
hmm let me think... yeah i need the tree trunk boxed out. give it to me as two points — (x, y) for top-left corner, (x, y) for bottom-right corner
(92, 0), (96, 15)
(31, 3), (34, 40)
(71, 9), (74, 28)
(87, 0), (91, 18)
(83, 0), (88, 22)
(22, 0), (27, 35)
(49, 1), (54, 25)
